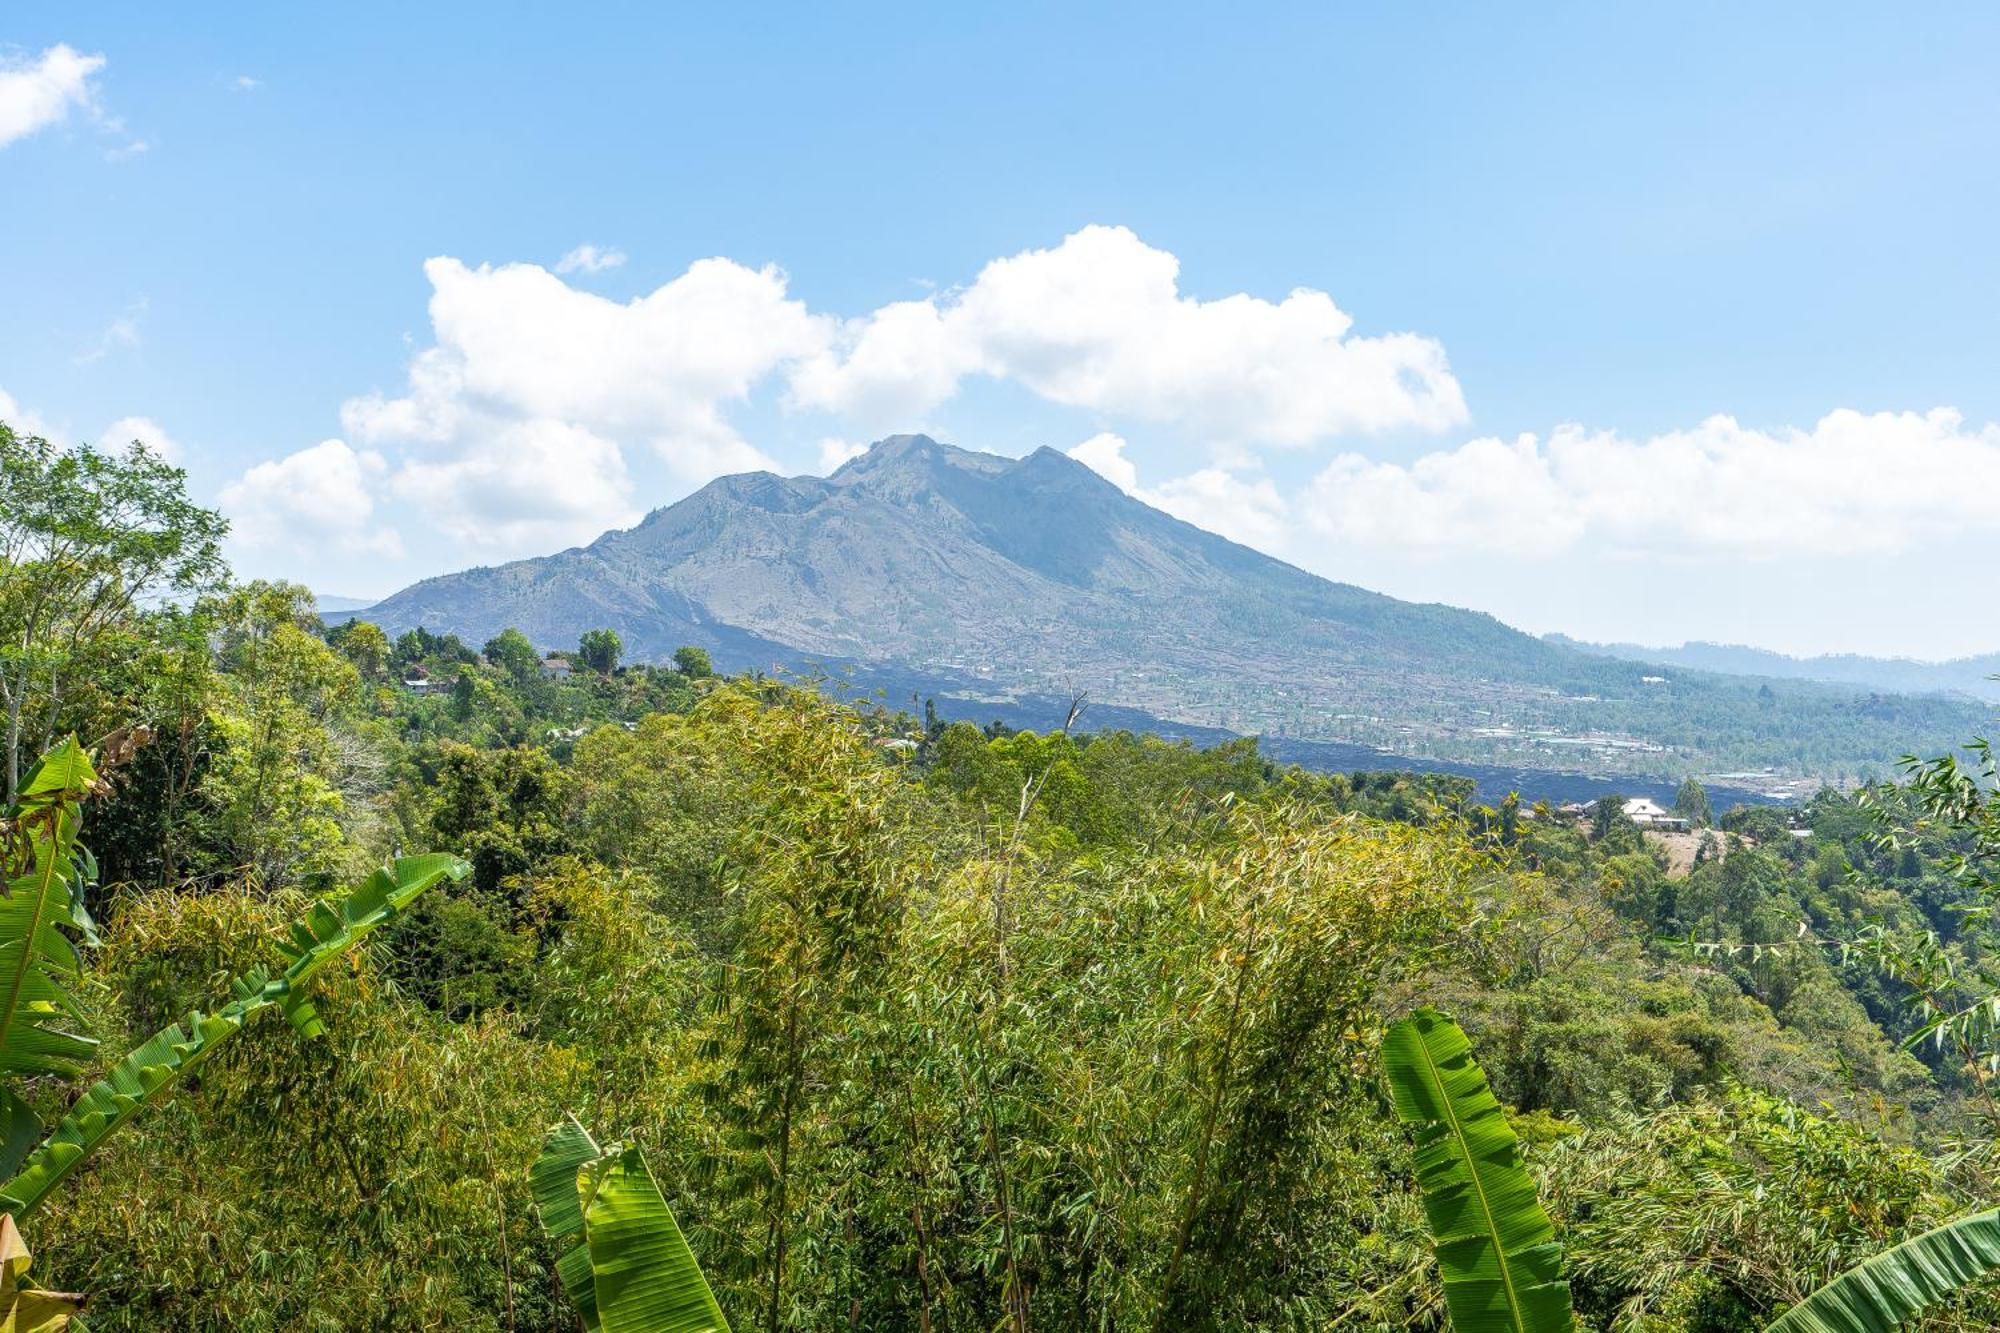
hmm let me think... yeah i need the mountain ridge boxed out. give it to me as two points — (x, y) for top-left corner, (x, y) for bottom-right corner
(373, 434), (1569, 680)
(1544, 634), (2000, 703)
(357, 434), (1986, 781)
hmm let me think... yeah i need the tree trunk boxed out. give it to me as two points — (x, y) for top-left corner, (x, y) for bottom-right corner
(4, 684), (23, 806)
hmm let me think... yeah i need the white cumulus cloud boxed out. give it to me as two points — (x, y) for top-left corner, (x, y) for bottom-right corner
(793, 224), (1467, 445)
(343, 254), (813, 476)
(219, 439), (403, 558)
(816, 437), (868, 472)
(554, 243), (627, 275)
(1067, 432), (1141, 492)
(393, 418), (637, 550)
(1301, 408), (2000, 559)
(3, 397), (183, 465)
(325, 229), (1464, 560)
(0, 387), (54, 440)
(1075, 408), (2000, 568)
(340, 253), (823, 552)
(0, 44), (103, 149)
(99, 415), (181, 462)
(1067, 432), (1288, 550)
(1147, 468), (1291, 550)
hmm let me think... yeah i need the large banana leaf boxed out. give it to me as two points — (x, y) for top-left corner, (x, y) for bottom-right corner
(0, 739), (101, 1083)
(0, 1214), (84, 1331)
(1382, 1008), (1574, 1333)
(586, 1146), (729, 1333)
(1764, 1208), (2000, 1333)
(531, 1115), (606, 1329)
(533, 1120), (730, 1333)
(0, 740), (103, 1182)
(0, 853), (467, 1219)
(0, 1092), (42, 1186)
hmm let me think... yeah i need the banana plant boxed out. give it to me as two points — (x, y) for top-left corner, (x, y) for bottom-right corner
(1763, 1208), (2000, 1333)
(0, 850), (469, 1218)
(0, 732), (464, 1326)
(0, 738), (105, 1179)
(0, 734), (469, 1221)
(532, 1115), (730, 1333)
(1382, 1007), (1575, 1333)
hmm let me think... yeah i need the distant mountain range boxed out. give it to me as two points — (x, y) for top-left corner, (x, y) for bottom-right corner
(312, 594), (381, 614)
(1545, 635), (2000, 703)
(353, 434), (1986, 785)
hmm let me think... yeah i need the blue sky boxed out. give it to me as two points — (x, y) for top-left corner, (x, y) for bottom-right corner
(4, 4), (2000, 656)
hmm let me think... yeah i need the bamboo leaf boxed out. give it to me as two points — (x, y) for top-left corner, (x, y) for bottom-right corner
(1764, 1208), (2000, 1333)
(1382, 1008), (1574, 1333)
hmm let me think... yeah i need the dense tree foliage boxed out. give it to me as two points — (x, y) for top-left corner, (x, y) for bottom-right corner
(38, 637), (2000, 1329)
(0, 425), (226, 799)
(673, 644), (713, 678)
(579, 628), (623, 674)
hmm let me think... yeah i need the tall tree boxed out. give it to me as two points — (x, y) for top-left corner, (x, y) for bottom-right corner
(0, 426), (227, 799)
(328, 619), (390, 680)
(579, 628), (623, 674)
(1674, 776), (1713, 827)
(673, 644), (713, 678)
(483, 627), (540, 683)
(1590, 793), (1629, 841)
(203, 582), (358, 889)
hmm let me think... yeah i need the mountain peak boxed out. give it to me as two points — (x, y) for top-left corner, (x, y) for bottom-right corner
(827, 434), (1013, 499)
(1012, 444), (1122, 492)
(832, 435), (1116, 493)
(833, 433), (963, 475)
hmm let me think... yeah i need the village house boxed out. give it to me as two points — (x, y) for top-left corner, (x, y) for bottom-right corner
(540, 656), (572, 679)
(1622, 797), (1691, 832)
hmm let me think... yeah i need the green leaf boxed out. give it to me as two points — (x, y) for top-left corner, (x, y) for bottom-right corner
(0, 1090), (40, 1182)
(0, 1214), (85, 1330)
(1382, 1008), (1574, 1333)
(532, 1115), (605, 1329)
(0, 853), (467, 1219)
(584, 1145), (730, 1333)
(533, 1122), (730, 1333)
(0, 737), (100, 1082)
(1764, 1208), (2000, 1333)
(15, 741), (93, 805)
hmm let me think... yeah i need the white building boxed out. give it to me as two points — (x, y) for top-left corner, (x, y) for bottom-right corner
(1623, 797), (1690, 832)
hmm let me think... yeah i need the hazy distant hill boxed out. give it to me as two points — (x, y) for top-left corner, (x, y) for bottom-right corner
(1546, 635), (2000, 703)
(359, 434), (1984, 781)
